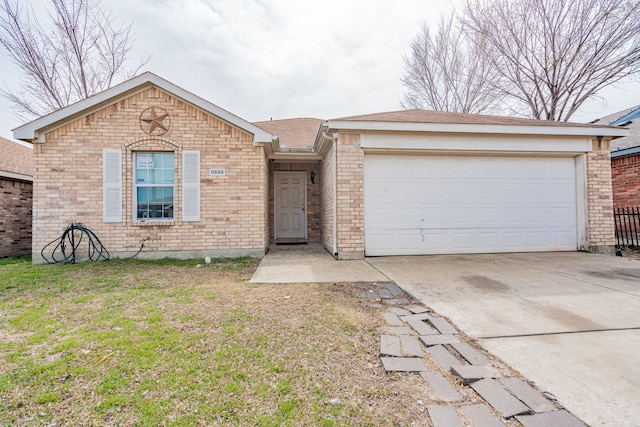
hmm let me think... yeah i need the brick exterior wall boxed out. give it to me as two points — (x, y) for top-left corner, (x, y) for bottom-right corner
(586, 138), (616, 253)
(611, 153), (640, 207)
(328, 135), (616, 257)
(268, 162), (321, 243)
(335, 133), (365, 259)
(0, 178), (32, 257)
(264, 155), (271, 249)
(320, 141), (335, 253)
(33, 86), (268, 263)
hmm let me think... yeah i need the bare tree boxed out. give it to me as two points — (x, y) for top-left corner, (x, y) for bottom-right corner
(462, 0), (640, 121)
(0, 0), (146, 119)
(401, 13), (505, 114)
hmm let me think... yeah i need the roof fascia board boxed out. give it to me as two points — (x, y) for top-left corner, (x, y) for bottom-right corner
(14, 81), (153, 142)
(360, 132), (592, 153)
(609, 106), (640, 125)
(611, 146), (640, 158)
(361, 147), (586, 157)
(0, 170), (33, 182)
(327, 120), (629, 138)
(311, 123), (333, 158)
(267, 152), (322, 161)
(8, 139), (33, 148)
(13, 72), (274, 144)
(270, 158), (321, 164)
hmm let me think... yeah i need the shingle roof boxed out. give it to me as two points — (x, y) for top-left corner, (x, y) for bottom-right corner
(0, 137), (33, 179)
(253, 118), (323, 149)
(590, 105), (640, 151)
(333, 109), (609, 129)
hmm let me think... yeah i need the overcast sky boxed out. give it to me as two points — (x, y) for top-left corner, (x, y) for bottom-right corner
(1, 0), (639, 140)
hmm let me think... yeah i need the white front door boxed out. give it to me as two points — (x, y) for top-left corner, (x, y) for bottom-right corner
(275, 172), (307, 241)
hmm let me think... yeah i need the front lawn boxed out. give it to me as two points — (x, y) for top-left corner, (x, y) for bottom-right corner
(0, 257), (429, 426)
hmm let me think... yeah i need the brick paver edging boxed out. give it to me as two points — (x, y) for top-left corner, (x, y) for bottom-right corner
(359, 282), (586, 427)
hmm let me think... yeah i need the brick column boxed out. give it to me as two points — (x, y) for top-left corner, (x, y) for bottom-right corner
(586, 138), (616, 254)
(335, 133), (365, 259)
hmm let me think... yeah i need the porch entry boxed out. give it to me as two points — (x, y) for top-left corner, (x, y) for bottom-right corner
(274, 171), (307, 242)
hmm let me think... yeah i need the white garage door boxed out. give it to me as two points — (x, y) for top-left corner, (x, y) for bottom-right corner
(364, 154), (578, 255)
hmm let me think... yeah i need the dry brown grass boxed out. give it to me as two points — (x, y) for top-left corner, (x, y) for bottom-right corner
(0, 258), (436, 426)
(619, 246), (640, 260)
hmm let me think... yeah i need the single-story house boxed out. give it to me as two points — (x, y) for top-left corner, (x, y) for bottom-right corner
(13, 72), (627, 263)
(0, 137), (33, 258)
(591, 105), (640, 207)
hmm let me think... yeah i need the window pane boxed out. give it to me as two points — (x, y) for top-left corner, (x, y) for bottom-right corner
(135, 168), (149, 184)
(137, 187), (174, 219)
(135, 153), (174, 185)
(162, 166), (174, 184)
(135, 152), (174, 220)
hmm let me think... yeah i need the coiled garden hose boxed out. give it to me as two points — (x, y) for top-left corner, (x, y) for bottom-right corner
(41, 223), (144, 264)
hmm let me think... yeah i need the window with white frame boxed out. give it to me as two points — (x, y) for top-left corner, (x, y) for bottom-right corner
(103, 149), (199, 224)
(134, 152), (174, 220)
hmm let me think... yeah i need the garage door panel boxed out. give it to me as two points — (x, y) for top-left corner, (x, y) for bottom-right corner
(424, 208), (450, 228)
(367, 179), (423, 202)
(368, 208), (423, 229)
(474, 182), (499, 199)
(364, 154), (578, 255)
(367, 228), (577, 256)
(523, 207), (549, 224)
(423, 181), (449, 198)
(367, 230), (423, 255)
(476, 207), (502, 225)
(551, 207), (576, 223)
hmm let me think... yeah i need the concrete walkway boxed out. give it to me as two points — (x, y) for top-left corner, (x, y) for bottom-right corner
(250, 244), (388, 283)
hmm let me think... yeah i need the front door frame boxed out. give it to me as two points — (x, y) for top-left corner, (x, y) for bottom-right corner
(274, 171), (307, 242)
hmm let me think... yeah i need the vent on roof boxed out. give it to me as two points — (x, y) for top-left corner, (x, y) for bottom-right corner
(589, 118), (600, 124)
(617, 120), (632, 127)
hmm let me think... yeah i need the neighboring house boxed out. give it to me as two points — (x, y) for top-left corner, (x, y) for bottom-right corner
(13, 72), (627, 263)
(591, 105), (640, 207)
(0, 137), (33, 257)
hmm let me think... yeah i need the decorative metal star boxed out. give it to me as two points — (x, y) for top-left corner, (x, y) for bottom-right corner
(140, 107), (170, 135)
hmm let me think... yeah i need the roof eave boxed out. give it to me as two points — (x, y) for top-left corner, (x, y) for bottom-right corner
(268, 152), (323, 161)
(0, 170), (33, 182)
(310, 122), (332, 158)
(326, 120), (630, 138)
(611, 145), (640, 158)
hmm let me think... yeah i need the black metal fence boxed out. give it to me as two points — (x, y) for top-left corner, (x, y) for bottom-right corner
(614, 207), (640, 247)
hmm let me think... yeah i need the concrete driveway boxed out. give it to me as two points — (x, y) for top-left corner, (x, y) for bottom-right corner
(368, 252), (640, 427)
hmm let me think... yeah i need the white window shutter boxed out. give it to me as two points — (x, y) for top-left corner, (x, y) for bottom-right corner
(182, 150), (200, 221)
(103, 149), (122, 223)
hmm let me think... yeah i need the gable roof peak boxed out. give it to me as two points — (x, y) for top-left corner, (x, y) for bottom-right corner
(13, 72), (274, 145)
